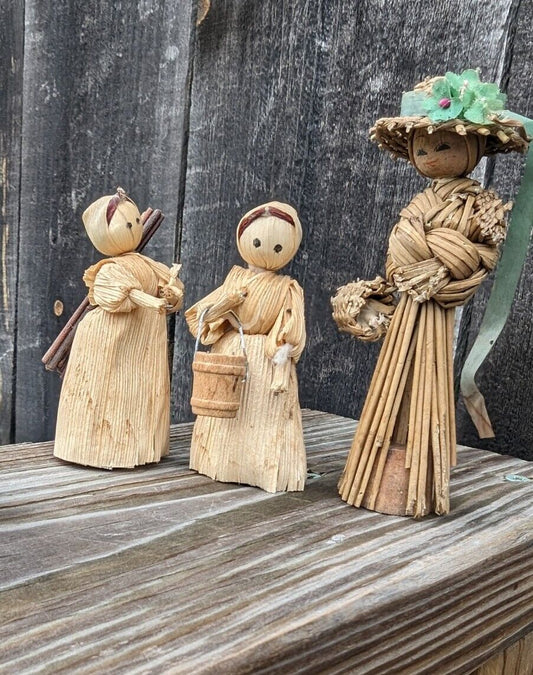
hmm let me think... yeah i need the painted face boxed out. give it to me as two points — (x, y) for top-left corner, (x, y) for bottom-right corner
(236, 202), (302, 271)
(410, 128), (479, 178)
(238, 217), (298, 270)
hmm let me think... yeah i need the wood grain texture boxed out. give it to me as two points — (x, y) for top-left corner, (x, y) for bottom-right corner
(14, 0), (195, 441)
(473, 632), (533, 674)
(0, 0), (23, 443)
(1, 410), (532, 673)
(456, 0), (533, 460)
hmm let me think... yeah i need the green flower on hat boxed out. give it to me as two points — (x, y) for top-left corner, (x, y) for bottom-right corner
(423, 69), (507, 124)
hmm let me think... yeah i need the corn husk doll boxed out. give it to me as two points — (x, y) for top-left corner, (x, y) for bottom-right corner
(54, 188), (184, 468)
(332, 71), (529, 517)
(185, 202), (306, 492)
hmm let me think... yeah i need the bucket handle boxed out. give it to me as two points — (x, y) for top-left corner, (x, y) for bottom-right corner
(195, 307), (248, 382)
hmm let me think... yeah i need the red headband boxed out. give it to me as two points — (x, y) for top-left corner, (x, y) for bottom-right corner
(237, 205), (295, 239)
(106, 187), (135, 225)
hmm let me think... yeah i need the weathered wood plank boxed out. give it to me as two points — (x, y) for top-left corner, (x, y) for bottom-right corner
(173, 0), (518, 433)
(14, 0), (196, 442)
(0, 411), (531, 673)
(0, 0), (23, 443)
(473, 632), (533, 674)
(456, 0), (533, 460)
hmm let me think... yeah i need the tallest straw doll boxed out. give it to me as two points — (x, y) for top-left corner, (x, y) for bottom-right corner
(332, 70), (529, 517)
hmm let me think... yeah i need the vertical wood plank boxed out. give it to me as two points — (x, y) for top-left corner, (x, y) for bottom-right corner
(456, 0), (533, 459)
(0, 0), (23, 444)
(15, 0), (196, 441)
(473, 631), (533, 674)
(173, 0), (514, 423)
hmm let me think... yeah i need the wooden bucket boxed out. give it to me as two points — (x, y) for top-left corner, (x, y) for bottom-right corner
(191, 352), (247, 417)
(190, 308), (248, 418)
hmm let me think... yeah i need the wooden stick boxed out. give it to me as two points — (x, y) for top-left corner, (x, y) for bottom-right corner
(393, 358), (413, 446)
(431, 360), (442, 511)
(344, 295), (414, 504)
(446, 308), (457, 467)
(406, 300), (427, 469)
(415, 300), (434, 517)
(434, 305), (449, 513)
(41, 298), (91, 370)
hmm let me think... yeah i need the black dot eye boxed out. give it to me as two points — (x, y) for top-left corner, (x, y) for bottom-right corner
(436, 143), (451, 152)
(416, 148), (428, 156)
(136, 217), (140, 223)
(274, 244), (283, 253)
(253, 238), (261, 248)
(126, 222), (133, 229)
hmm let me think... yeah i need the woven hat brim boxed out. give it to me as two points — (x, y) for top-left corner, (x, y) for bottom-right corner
(370, 115), (529, 160)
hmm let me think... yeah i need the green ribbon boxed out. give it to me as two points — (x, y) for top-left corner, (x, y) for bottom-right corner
(400, 90), (428, 116)
(460, 111), (533, 438)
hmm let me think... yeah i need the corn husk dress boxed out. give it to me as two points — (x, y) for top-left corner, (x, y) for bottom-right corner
(54, 252), (175, 468)
(186, 265), (306, 492)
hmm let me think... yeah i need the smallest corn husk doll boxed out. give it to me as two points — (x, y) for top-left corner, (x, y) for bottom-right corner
(54, 188), (184, 469)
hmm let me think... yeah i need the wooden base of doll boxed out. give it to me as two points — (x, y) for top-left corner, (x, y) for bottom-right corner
(361, 444), (433, 517)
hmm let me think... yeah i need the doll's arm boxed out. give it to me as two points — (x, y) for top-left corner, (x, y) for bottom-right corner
(202, 288), (247, 322)
(270, 344), (293, 394)
(331, 276), (396, 342)
(88, 262), (165, 313)
(159, 263), (185, 314)
(267, 281), (306, 393)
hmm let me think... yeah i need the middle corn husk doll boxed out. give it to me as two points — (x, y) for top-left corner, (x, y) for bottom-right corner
(185, 202), (306, 493)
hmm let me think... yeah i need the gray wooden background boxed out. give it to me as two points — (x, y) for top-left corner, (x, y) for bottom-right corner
(2, 0), (532, 460)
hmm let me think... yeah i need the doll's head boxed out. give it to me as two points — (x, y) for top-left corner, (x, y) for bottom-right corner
(408, 127), (485, 178)
(82, 188), (143, 256)
(236, 202), (302, 271)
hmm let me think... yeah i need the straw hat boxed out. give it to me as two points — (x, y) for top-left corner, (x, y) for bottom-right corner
(371, 70), (529, 160)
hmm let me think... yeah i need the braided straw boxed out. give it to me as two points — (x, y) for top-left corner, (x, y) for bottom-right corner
(335, 176), (510, 517)
(331, 277), (396, 342)
(387, 177), (510, 308)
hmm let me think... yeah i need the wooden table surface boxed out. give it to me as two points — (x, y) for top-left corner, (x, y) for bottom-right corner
(1, 410), (532, 674)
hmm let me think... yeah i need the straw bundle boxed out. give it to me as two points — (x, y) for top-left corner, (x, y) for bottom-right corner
(335, 176), (508, 516)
